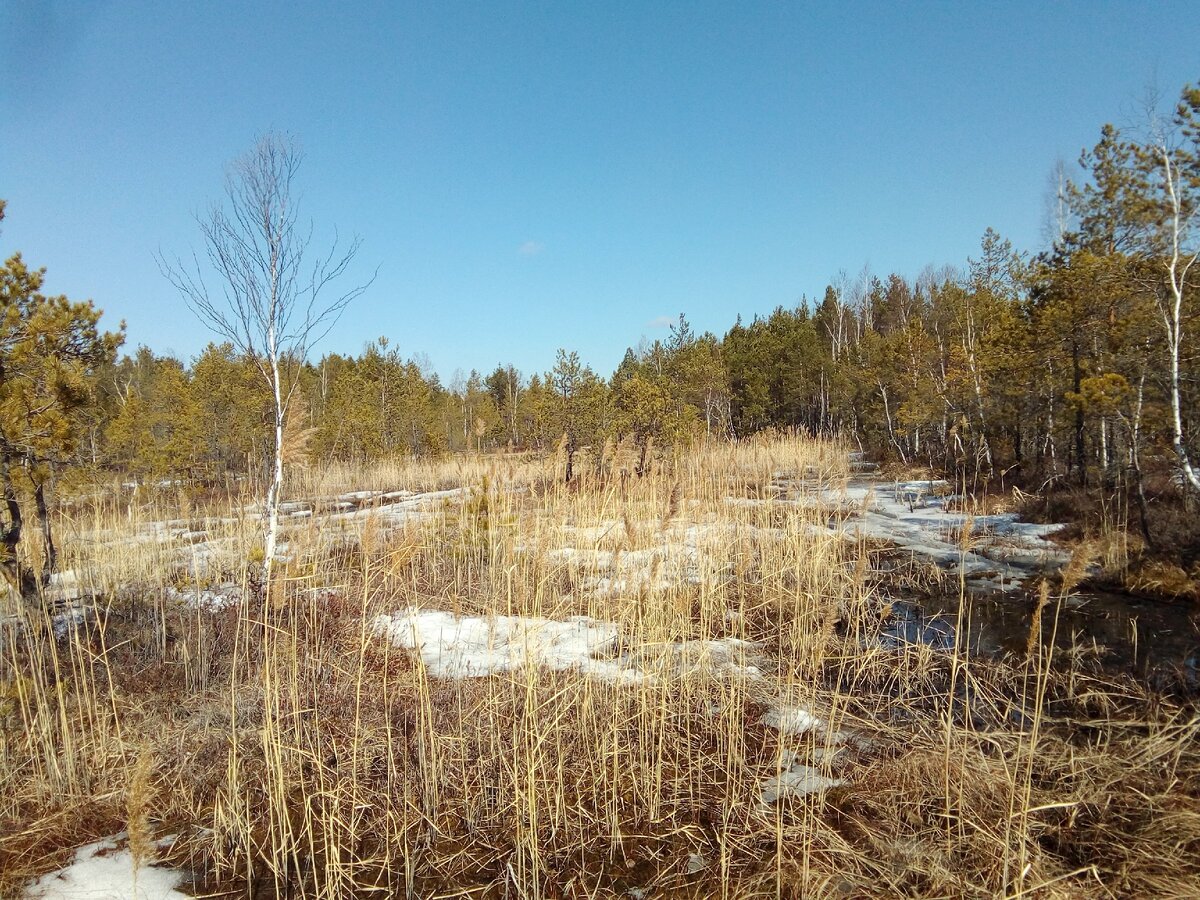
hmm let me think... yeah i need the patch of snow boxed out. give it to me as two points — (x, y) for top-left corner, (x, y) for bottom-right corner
(559, 521), (623, 542)
(336, 490), (378, 501)
(762, 704), (821, 735)
(372, 609), (779, 687)
(51, 606), (89, 639)
(24, 836), (191, 899)
(0, 602), (91, 642)
(371, 608), (641, 682)
(165, 583), (242, 611)
(806, 479), (1071, 589)
(543, 520), (768, 599)
(654, 637), (765, 679)
(760, 764), (843, 803)
(332, 487), (466, 525)
(810, 746), (846, 765)
(373, 608), (858, 804)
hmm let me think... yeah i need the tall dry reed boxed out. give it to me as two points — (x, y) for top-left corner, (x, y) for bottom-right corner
(1, 434), (1197, 898)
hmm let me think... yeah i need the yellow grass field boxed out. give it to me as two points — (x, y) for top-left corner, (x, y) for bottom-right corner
(3, 435), (1197, 898)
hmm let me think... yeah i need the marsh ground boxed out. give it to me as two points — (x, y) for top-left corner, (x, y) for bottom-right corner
(3, 437), (1198, 898)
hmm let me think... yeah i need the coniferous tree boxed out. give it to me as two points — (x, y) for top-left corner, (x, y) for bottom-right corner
(0, 212), (123, 597)
(548, 350), (608, 482)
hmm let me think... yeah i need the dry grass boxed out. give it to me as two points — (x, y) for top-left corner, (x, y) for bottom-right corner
(2, 434), (1198, 898)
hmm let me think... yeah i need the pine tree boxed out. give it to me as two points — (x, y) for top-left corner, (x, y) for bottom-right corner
(0, 219), (123, 598)
(548, 350), (608, 482)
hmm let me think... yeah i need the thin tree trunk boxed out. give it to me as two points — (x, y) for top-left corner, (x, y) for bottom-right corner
(1158, 144), (1200, 496)
(34, 480), (56, 585)
(1099, 417), (1109, 478)
(1129, 372), (1154, 548)
(263, 342), (284, 589)
(0, 457), (37, 600)
(878, 382), (907, 465)
(1164, 290), (1200, 494)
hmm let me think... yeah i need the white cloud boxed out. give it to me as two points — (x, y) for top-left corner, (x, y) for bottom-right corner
(517, 240), (545, 256)
(646, 315), (674, 329)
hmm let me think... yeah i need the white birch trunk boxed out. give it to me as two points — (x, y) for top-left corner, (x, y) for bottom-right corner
(263, 328), (284, 587)
(1159, 144), (1200, 495)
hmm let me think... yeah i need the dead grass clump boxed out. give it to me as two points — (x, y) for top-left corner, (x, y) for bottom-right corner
(1127, 559), (1200, 600)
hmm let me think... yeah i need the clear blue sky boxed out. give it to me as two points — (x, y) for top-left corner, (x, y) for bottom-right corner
(2, 1), (1197, 382)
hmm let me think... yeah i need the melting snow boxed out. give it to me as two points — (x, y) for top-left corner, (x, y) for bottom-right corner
(371, 607), (848, 802)
(330, 488), (465, 525)
(832, 480), (1069, 589)
(165, 583), (242, 611)
(761, 705), (821, 735)
(370, 608), (641, 682)
(760, 764), (844, 803)
(542, 520), (774, 598)
(370, 609), (816, 697)
(735, 475), (1070, 590)
(24, 836), (190, 899)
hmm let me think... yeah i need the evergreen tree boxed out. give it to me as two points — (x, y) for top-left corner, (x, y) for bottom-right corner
(0, 221), (123, 597)
(548, 350), (608, 482)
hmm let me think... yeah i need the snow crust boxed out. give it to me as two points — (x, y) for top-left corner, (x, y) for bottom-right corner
(370, 607), (790, 687)
(541, 520), (775, 598)
(164, 583), (242, 611)
(327, 487), (465, 525)
(734, 476), (1069, 590)
(760, 764), (844, 803)
(830, 480), (1069, 589)
(370, 608), (640, 682)
(761, 705), (820, 735)
(23, 836), (190, 899)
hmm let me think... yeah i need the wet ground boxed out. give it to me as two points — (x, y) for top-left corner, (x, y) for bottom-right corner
(884, 589), (1200, 689)
(833, 459), (1199, 689)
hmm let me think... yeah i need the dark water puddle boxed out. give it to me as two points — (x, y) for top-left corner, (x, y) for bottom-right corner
(833, 461), (1198, 690)
(885, 591), (1200, 689)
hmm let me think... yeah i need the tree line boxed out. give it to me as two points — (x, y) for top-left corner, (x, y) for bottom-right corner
(1, 83), (1196, 555)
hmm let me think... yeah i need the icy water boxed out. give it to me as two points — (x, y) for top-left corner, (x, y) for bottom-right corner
(885, 591), (1200, 689)
(813, 461), (1200, 688)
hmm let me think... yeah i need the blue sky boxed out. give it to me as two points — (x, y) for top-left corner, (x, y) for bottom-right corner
(2, 1), (1197, 382)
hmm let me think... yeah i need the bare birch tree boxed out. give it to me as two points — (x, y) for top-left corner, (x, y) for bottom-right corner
(1144, 88), (1200, 495)
(160, 132), (374, 585)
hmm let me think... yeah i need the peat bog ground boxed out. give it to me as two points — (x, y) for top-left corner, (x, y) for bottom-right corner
(2, 436), (1198, 898)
